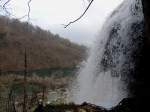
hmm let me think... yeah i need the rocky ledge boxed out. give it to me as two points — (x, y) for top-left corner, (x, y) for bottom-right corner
(34, 98), (138, 112)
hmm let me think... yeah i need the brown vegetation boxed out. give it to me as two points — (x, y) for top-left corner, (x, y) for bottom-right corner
(0, 15), (86, 111)
(0, 16), (86, 71)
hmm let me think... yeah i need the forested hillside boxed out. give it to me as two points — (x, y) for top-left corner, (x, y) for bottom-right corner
(0, 16), (86, 71)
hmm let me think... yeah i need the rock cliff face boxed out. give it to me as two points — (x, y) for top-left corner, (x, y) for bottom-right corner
(130, 0), (150, 112)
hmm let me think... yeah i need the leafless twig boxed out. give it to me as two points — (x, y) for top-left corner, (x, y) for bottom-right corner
(63, 0), (94, 28)
(27, 0), (32, 22)
(18, 0), (32, 21)
(2, 0), (11, 8)
(2, 0), (12, 16)
(0, 0), (32, 21)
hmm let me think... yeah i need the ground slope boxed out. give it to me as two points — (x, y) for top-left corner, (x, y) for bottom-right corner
(0, 16), (86, 71)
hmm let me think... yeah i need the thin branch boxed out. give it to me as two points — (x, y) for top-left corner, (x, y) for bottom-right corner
(27, 0), (32, 22)
(18, 15), (28, 20)
(0, 0), (32, 21)
(16, 0), (32, 21)
(63, 0), (94, 28)
(3, 0), (11, 8)
(3, 7), (11, 16)
(2, 0), (12, 16)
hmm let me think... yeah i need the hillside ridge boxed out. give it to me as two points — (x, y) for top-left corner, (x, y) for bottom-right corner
(0, 16), (86, 71)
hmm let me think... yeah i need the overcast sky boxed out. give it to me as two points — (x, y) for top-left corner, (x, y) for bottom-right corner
(9, 0), (123, 46)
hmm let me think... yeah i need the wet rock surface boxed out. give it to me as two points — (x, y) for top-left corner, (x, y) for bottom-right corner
(34, 98), (138, 112)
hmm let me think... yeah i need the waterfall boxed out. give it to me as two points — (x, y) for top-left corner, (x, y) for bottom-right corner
(70, 0), (144, 108)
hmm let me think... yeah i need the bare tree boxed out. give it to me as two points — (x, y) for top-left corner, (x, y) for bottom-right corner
(7, 85), (17, 112)
(23, 48), (28, 112)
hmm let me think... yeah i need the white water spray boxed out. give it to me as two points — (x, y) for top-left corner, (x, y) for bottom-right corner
(70, 0), (143, 108)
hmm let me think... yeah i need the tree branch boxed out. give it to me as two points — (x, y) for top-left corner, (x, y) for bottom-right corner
(2, 0), (12, 16)
(2, 0), (11, 8)
(0, 0), (32, 21)
(27, 0), (32, 22)
(63, 0), (94, 28)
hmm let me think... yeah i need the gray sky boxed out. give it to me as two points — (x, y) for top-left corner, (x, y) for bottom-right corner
(9, 0), (123, 46)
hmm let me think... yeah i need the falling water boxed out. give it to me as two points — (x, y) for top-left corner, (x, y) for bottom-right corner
(70, 0), (144, 108)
